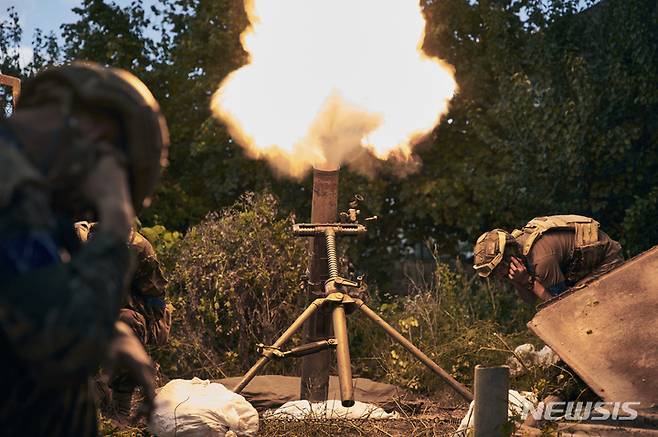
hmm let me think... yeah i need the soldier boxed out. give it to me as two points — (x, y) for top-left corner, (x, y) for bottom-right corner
(0, 62), (169, 436)
(114, 227), (172, 415)
(473, 215), (624, 303)
(77, 222), (172, 417)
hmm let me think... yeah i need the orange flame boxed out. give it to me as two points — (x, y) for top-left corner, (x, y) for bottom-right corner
(211, 0), (457, 178)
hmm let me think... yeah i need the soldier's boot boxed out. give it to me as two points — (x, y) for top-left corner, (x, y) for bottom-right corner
(112, 389), (134, 419)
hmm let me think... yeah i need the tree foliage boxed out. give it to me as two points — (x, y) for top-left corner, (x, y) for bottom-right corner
(61, 0), (155, 72)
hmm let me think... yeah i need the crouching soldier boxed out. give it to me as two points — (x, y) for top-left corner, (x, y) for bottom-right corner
(76, 221), (172, 417)
(473, 215), (624, 304)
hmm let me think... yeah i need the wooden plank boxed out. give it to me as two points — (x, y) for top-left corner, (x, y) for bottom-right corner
(0, 73), (21, 107)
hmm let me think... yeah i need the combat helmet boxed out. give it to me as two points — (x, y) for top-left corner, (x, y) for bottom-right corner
(473, 229), (518, 277)
(17, 62), (169, 212)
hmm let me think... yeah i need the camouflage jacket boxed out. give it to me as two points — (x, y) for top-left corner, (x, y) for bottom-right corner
(126, 229), (168, 322)
(78, 223), (168, 324)
(0, 124), (131, 436)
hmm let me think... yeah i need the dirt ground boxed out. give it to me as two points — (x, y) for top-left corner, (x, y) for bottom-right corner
(99, 388), (469, 436)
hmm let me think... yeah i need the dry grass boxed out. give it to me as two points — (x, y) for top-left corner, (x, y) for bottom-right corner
(100, 395), (469, 437)
(100, 417), (463, 437)
(259, 390), (468, 437)
(260, 416), (461, 437)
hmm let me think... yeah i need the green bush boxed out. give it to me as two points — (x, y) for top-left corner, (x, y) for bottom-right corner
(140, 224), (183, 261)
(154, 192), (308, 379)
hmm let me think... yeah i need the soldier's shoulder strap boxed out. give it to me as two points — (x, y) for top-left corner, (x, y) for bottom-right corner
(516, 215), (600, 256)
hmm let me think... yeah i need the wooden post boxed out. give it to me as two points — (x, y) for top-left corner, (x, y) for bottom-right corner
(0, 73), (21, 111)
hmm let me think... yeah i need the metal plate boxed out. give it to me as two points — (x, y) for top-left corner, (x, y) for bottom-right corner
(529, 245), (658, 406)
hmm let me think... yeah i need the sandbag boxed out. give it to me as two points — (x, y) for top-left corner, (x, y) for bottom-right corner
(218, 375), (420, 411)
(149, 378), (259, 437)
(264, 399), (399, 420)
(507, 344), (560, 376)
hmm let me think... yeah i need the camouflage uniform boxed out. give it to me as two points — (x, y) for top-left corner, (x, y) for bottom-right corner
(78, 223), (172, 349)
(474, 215), (624, 297)
(515, 228), (623, 296)
(0, 125), (131, 436)
(110, 229), (172, 396)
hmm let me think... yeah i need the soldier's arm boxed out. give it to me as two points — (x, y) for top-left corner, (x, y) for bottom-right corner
(511, 277), (551, 303)
(513, 282), (539, 304)
(529, 254), (567, 300)
(0, 230), (131, 387)
(107, 320), (156, 417)
(509, 257), (553, 302)
(527, 277), (553, 302)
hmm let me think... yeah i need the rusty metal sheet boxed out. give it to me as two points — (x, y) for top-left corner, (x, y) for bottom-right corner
(529, 245), (658, 406)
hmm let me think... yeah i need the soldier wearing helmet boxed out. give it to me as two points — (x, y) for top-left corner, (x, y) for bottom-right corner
(0, 62), (168, 436)
(76, 220), (172, 418)
(473, 215), (624, 304)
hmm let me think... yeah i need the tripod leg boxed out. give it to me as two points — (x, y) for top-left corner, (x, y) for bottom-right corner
(355, 300), (474, 402)
(233, 298), (325, 393)
(331, 304), (354, 407)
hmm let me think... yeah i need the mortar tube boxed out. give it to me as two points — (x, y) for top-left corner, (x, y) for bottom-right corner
(300, 166), (339, 402)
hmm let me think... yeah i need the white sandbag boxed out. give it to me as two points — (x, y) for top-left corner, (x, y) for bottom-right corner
(456, 389), (537, 436)
(264, 399), (399, 420)
(149, 378), (259, 437)
(507, 343), (560, 376)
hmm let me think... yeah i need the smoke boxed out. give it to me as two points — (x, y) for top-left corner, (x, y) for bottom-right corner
(301, 92), (381, 171)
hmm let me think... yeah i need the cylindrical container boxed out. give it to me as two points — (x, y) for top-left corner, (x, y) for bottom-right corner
(473, 365), (510, 437)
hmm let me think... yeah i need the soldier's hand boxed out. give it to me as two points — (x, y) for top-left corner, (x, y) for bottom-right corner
(82, 153), (134, 241)
(508, 256), (532, 288)
(108, 321), (157, 422)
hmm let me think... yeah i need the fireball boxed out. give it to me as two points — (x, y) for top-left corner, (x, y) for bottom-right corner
(211, 0), (457, 177)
